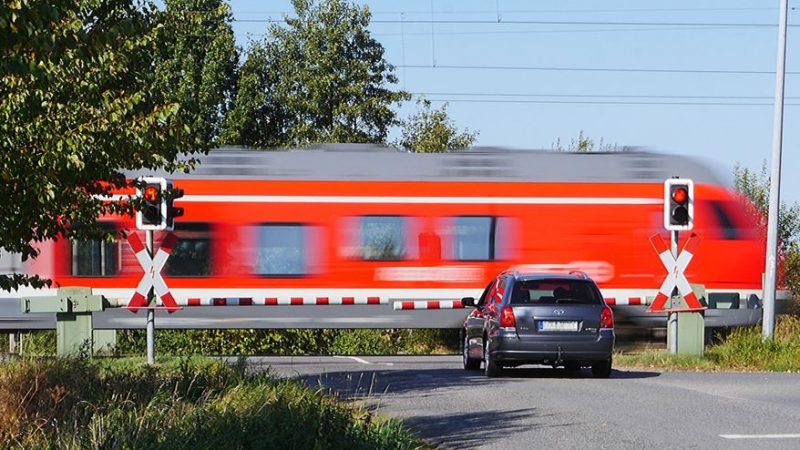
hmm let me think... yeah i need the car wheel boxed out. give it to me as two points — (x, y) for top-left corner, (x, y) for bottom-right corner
(563, 361), (581, 372)
(484, 337), (501, 377)
(463, 332), (481, 370)
(591, 357), (612, 378)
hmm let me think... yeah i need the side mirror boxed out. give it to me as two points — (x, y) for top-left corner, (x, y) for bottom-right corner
(461, 297), (476, 307)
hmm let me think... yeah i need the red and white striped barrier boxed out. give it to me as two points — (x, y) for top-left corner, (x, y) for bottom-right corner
(604, 297), (651, 306)
(114, 295), (387, 307)
(126, 232), (180, 313)
(649, 233), (703, 311)
(392, 300), (465, 310)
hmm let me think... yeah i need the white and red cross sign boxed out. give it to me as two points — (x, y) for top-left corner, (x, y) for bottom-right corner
(648, 233), (704, 312)
(126, 232), (180, 313)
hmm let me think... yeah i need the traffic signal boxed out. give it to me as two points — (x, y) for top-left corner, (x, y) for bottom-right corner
(664, 178), (694, 231)
(165, 180), (184, 230)
(136, 177), (167, 230)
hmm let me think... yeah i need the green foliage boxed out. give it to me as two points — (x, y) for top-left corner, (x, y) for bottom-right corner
(153, 0), (238, 147)
(733, 160), (800, 251)
(616, 314), (800, 372)
(0, 357), (424, 449)
(331, 329), (396, 355)
(551, 130), (618, 152)
(398, 99), (478, 152)
(0, 0), (237, 290)
(733, 160), (800, 297)
(20, 330), (56, 356)
(221, 0), (408, 147)
(115, 328), (459, 356)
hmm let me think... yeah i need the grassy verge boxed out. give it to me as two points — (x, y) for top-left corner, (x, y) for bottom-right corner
(616, 314), (800, 372)
(0, 356), (426, 449)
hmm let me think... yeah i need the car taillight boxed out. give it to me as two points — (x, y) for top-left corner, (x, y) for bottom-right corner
(500, 306), (516, 328)
(600, 306), (614, 329)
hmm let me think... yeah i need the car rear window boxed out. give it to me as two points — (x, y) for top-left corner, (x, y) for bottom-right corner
(511, 279), (602, 305)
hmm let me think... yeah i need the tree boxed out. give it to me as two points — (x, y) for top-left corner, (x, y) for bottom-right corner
(153, 0), (239, 147)
(221, 0), (407, 148)
(397, 99), (478, 152)
(552, 130), (618, 152)
(0, 1), (210, 290)
(734, 161), (800, 297)
(734, 161), (800, 251)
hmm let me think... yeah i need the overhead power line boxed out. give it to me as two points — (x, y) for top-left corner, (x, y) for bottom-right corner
(413, 92), (800, 100)
(398, 64), (800, 75)
(233, 18), (799, 28)
(233, 7), (777, 16)
(421, 98), (800, 106)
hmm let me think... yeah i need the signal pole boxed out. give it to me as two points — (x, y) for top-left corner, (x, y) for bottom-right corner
(763, 0), (789, 340)
(146, 230), (155, 365)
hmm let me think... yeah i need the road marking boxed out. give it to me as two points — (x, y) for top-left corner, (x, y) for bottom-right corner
(720, 434), (800, 439)
(334, 356), (373, 365)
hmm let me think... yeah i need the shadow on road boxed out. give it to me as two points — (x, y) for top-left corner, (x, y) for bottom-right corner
(400, 408), (579, 449)
(294, 366), (660, 400)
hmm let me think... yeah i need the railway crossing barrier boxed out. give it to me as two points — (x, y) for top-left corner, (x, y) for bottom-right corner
(21, 287), (115, 356)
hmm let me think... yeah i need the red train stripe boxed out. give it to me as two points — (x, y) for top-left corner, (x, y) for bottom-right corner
(400, 301), (414, 310)
(428, 301), (440, 309)
(265, 297), (278, 305)
(316, 297), (329, 305)
(188, 298), (201, 306)
(367, 296), (380, 304)
(290, 297), (303, 305)
(239, 297), (253, 306)
(213, 298), (226, 306)
(342, 297), (355, 305)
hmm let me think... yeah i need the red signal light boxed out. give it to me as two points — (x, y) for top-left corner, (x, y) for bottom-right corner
(672, 187), (688, 204)
(143, 186), (160, 203)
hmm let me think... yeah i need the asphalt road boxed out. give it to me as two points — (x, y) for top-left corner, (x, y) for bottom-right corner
(246, 355), (800, 450)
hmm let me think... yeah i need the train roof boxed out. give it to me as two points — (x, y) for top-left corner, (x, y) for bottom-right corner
(153, 144), (723, 184)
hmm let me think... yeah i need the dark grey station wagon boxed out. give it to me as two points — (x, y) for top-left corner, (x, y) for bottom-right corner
(461, 270), (614, 378)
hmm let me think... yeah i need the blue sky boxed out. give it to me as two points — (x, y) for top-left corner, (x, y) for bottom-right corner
(228, 0), (799, 204)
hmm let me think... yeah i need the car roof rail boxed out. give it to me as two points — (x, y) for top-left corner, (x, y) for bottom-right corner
(569, 270), (590, 279)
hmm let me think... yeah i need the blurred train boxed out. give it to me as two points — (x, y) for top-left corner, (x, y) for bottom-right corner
(2, 145), (783, 329)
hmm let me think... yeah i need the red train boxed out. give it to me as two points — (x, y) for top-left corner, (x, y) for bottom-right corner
(8, 145), (781, 328)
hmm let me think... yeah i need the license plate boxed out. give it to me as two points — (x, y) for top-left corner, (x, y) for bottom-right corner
(538, 320), (579, 332)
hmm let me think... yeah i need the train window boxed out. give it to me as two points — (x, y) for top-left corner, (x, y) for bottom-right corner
(166, 223), (211, 276)
(71, 228), (119, 276)
(256, 223), (308, 276)
(360, 216), (407, 260)
(446, 216), (497, 261)
(709, 201), (740, 240)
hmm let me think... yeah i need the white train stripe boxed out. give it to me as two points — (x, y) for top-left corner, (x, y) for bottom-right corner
(178, 195), (662, 205)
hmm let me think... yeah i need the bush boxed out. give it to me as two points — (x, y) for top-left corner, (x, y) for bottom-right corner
(0, 357), (424, 449)
(115, 328), (458, 357)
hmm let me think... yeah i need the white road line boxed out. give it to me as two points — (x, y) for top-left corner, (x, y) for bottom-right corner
(720, 434), (800, 439)
(333, 356), (373, 365)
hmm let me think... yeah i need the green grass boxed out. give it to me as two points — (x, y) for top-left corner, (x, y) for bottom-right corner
(0, 356), (426, 449)
(617, 314), (800, 372)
